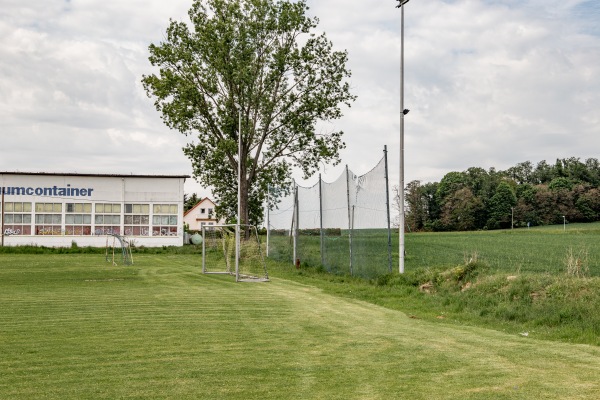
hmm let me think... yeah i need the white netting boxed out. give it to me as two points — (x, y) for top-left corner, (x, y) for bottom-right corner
(265, 149), (393, 278)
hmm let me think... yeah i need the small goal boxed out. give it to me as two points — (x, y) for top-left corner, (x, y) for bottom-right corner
(201, 224), (269, 282)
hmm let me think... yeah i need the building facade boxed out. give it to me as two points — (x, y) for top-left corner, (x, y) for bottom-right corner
(0, 172), (189, 247)
(183, 197), (222, 231)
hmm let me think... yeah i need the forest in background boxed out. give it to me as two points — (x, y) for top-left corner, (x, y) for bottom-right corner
(404, 157), (600, 232)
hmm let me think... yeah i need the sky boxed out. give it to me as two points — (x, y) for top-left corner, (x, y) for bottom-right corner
(1, 0), (599, 199)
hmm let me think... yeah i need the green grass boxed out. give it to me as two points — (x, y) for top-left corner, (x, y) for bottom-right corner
(405, 223), (600, 275)
(2, 253), (600, 398)
(269, 222), (600, 278)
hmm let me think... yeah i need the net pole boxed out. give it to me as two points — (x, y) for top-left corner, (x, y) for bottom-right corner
(293, 185), (298, 267)
(384, 145), (393, 273)
(351, 205), (355, 274)
(236, 104), (241, 282)
(319, 174), (324, 266)
(398, 1), (407, 274)
(266, 185), (270, 257)
(346, 165), (353, 276)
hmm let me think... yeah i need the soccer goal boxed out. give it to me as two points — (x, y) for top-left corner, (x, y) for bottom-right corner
(201, 224), (269, 282)
(105, 234), (133, 266)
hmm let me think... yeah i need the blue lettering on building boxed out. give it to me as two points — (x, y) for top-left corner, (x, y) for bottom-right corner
(0, 185), (94, 197)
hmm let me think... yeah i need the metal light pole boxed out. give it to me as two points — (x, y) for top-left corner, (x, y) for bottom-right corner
(234, 102), (242, 279)
(396, 0), (409, 273)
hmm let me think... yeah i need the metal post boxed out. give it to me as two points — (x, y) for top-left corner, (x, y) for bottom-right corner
(384, 146), (392, 273)
(201, 226), (206, 273)
(1, 187), (4, 247)
(346, 165), (353, 276)
(319, 174), (324, 266)
(293, 185), (299, 267)
(266, 185), (270, 257)
(396, 0), (409, 274)
(234, 103), (242, 281)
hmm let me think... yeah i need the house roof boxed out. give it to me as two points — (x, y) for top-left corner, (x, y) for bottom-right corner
(184, 197), (216, 217)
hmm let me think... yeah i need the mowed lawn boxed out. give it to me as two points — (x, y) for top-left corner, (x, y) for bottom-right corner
(2, 254), (600, 399)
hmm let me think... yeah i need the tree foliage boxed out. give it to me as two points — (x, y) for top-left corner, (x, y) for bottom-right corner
(142, 0), (355, 226)
(402, 157), (600, 232)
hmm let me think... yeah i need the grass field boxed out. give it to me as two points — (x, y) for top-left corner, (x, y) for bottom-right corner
(270, 222), (600, 276)
(406, 223), (600, 275)
(2, 252), (600, 399)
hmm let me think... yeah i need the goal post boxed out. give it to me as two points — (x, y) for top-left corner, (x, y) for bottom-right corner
(201, 224), (269, 282)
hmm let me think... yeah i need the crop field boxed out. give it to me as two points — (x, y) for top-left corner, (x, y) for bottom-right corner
(405, 223), (600, 275)
(2, 244), (600, 398)
(269, 222), (600, 276)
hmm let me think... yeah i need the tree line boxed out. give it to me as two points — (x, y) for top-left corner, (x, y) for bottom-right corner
(402, 157), (600, 232)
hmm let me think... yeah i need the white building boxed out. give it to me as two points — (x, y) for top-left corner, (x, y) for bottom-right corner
(0, 172), (189, 247)
(183, 197), (222, 231)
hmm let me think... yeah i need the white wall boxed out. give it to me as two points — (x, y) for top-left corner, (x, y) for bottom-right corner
(0, 173), (187, 247)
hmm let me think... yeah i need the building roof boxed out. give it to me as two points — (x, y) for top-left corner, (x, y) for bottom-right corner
(184, 197), (216, 217)
(0, 171), (190, 179)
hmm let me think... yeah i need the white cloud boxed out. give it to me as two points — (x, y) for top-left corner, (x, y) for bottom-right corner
(0, 0), (599, 197)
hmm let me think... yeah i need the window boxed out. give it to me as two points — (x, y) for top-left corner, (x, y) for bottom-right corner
(65, 203), (92, 235)
(35, 203), (62, 235)
(94, 203), (121, 235)
(2, 202), (32, 235)
(124, 203), (150, 236)
(153, 204), (178, 214)
(152, 204), (178, 236)
(200, 208), (206, 214)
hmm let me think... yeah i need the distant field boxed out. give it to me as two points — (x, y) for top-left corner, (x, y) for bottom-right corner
(269, 222), (600, 276)
(406, 222), (600, 275)
(2, 253), (600, 399)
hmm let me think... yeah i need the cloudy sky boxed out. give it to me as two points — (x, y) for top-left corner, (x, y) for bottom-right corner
(1, 0), (599, 197)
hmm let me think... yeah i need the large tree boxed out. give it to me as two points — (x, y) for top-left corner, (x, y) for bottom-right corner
(142, 0), (355, 226)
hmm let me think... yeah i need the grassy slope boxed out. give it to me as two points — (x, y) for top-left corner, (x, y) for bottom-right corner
(2, 254), (600, 399)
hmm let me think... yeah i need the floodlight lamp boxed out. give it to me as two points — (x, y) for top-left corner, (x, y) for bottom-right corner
(396, 0), (410, 8)
(403, 109), (410, 115)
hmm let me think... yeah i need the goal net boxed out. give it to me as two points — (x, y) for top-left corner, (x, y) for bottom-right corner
(105, 234), (133, 266)
(201, 224), (269, 282)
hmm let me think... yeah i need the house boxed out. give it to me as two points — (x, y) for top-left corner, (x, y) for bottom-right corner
(183, 197), (222, 231)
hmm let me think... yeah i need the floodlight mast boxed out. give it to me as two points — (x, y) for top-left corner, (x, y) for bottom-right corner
(396, 0), (409, 274)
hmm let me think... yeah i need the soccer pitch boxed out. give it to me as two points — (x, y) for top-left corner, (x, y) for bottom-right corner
(2, 254), (600, 399)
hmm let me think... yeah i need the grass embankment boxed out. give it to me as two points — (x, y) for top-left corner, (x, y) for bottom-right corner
(268, 223), (600, 346)
(2, 253), (600, 399)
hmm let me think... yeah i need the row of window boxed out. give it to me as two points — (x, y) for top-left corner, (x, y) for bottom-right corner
(2, 202), (180, 237)
(1, 202), (178, 214)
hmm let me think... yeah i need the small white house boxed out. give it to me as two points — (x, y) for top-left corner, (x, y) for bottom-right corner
(183, 198), (222, 231)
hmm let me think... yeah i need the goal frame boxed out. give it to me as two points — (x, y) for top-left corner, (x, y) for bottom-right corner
(201, 224), (269, 282)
